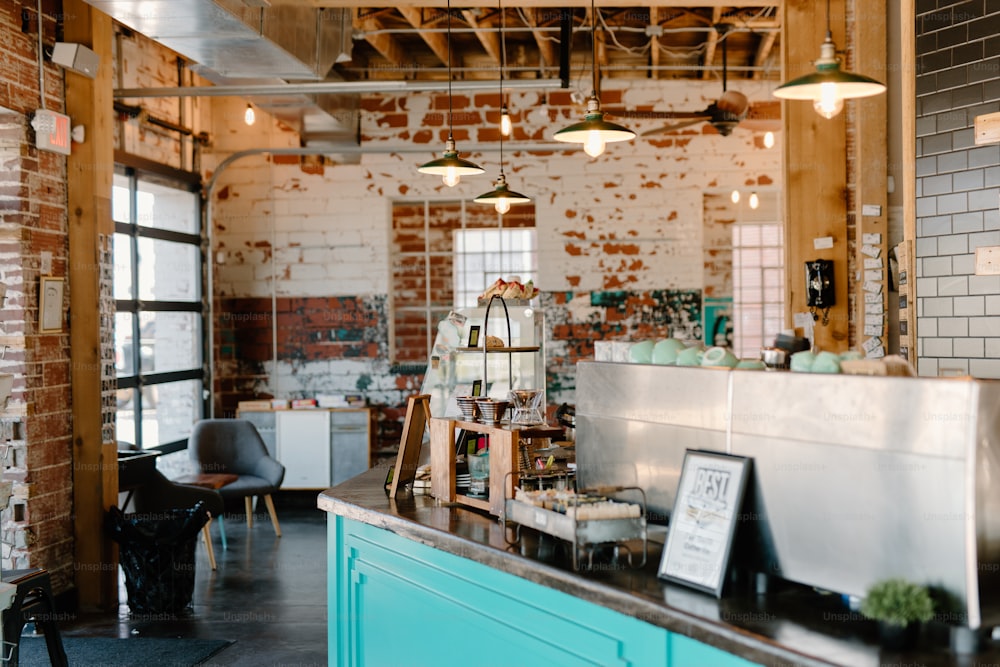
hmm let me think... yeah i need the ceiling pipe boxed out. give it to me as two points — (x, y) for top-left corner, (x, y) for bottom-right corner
(116, 77), (563, 99)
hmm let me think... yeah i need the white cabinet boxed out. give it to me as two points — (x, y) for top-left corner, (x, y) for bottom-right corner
(238, 408), (373, 489)
(277, 410), (331, 489)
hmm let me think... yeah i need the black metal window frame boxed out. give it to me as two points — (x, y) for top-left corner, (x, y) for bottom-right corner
(114, 157), (207, 453)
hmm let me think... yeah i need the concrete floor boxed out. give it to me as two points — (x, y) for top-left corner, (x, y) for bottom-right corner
(61, 494), (328, 667)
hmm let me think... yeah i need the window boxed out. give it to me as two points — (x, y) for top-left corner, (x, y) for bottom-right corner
(391, 200), (536, 362)
(732, 218), (785, 358)
(453, 228), (537, 308)
(114, 167), (206, 452)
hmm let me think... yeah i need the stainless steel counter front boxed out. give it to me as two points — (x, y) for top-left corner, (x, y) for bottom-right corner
(575, 362), (1000, 629)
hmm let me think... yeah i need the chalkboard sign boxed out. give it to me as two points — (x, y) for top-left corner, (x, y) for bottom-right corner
(658, 450), (751, 597)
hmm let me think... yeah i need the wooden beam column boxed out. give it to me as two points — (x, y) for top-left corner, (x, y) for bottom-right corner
(782, 0), (849, 351)
(853, 0), (889, 358)
(63, 0), (118, 611)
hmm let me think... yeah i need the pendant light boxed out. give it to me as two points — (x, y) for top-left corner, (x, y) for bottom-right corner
(552, 0), (635, 157)
(474, 1), (530, 214)
(772, 0), (885, 119)
(418, 0), (484, 186)
(244, 104), (256, 126)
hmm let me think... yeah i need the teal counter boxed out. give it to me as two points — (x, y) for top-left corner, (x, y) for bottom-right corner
(318, 469), (980, 666)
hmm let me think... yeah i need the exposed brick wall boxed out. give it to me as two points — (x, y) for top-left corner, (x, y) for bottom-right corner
(0, 1), (74, 591)
(544, 289), (701, 406)
(914, 1), (1000, 377)
(214, 295), (394, 415)
(205, 77), (780, 437)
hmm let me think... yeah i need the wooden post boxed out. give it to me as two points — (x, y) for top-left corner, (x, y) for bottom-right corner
(853, 0), (889, 359)
(63, 0), (118, 611)
(782, 0), (850, 351)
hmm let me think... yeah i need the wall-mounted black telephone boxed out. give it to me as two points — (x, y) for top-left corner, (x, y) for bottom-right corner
(805, 259), (835, 325)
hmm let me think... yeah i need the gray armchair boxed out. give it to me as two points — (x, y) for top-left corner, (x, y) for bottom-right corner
(188, 419), (285, 537)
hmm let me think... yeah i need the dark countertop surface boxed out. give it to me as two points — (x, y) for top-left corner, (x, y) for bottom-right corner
(318, 468), (1000, 666)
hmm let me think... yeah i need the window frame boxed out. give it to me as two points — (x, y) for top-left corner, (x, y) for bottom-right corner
(114, 157), (207, 453)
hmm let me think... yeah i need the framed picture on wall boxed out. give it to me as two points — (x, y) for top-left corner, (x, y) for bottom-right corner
(39, 277), (65, 333)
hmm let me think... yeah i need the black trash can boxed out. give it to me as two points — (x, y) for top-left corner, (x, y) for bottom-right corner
(105, 502), (209, 614)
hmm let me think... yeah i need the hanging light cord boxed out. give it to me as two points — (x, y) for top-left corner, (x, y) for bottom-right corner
(498, 0), (506, 176)
(590, 0), (599, 98)
(446, 0), (455, 142)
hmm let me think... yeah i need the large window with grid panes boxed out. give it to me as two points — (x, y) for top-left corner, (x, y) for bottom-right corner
(113, 164), (206, 452)
(391, 200), (536, 363)
(730, 192), (784, 358)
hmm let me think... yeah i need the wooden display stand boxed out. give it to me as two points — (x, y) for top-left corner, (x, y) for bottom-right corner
(430, 418), (562, 517)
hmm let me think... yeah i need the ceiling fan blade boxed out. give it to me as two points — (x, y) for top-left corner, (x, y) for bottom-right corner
(610, 109), (712, 121)
(641, 118), (707, 137)
(738, 100), (782, 131)
(739, 118), (782, 132)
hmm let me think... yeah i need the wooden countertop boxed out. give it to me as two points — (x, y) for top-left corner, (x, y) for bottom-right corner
(318, 469), (998, 666)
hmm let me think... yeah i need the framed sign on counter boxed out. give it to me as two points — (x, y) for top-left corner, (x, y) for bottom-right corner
(658, 450), (751, 597)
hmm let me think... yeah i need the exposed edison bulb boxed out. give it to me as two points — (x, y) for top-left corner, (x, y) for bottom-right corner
(749, 192), (760, 210)
(244, 104), (256, 126)
(500, 107), (512, 137)
(443, 167), (461, 188)
(813, 83), (844, 119)
(731, 190), (741, 204)
(494, 197), (511, 215)
(763, 131), (775, 148)
(584, 131), (606, 158)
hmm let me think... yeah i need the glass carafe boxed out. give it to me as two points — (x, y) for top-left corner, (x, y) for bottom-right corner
(509, 389), (544, 425)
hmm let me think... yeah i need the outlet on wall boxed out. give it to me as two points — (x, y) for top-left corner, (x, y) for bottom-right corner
(975, 246), (1000, 275)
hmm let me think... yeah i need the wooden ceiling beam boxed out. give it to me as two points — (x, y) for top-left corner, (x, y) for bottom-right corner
(700, 7), (722, 79)
(397, 8), (452, 65)
(524, 8), (560, 70)
(649, 6), (660, 80)
(355, 11), (408, 65)
(462, 10), (503, 64)
(751, 28), (778, 80)
(311, 1), (777, 8)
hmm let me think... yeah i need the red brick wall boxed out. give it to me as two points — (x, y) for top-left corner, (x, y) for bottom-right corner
(0, 1), (74, 591)
(214, 295), (390, 415)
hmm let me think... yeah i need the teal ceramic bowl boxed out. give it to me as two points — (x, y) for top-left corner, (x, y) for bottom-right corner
(735, 359), (766, 370)
(676, 345), (705, 367)
(812, 350), (842, 374)
(652, 338), (687, 365)
(701, 346), (739, 368)
(628, 340), (655, 364)
(790, 350), (816, 373)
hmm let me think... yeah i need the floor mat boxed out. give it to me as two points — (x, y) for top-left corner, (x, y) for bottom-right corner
(15, 635), (233, 666)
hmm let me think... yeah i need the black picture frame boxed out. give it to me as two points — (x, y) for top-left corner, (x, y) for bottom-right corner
(658, 449), (751, 597)
(471, 380), (483, 397)
(468, 325), (481, 348)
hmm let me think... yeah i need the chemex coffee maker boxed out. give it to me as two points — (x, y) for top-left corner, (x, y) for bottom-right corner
(509, 389), (544, 425)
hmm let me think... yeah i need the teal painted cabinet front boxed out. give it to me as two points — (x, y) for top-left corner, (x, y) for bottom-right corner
(328, 515), (761, 667)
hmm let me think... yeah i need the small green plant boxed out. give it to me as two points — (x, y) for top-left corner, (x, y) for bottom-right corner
(860, 578), (935, 627)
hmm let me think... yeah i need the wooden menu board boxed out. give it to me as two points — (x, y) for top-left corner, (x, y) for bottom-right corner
(387, 394), (431, 497)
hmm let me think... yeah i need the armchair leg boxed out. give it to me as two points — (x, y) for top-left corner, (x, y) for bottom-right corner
(263, 494), (281, 538)
(245, 497), (254, 530)
(202, 519), (217, 570)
